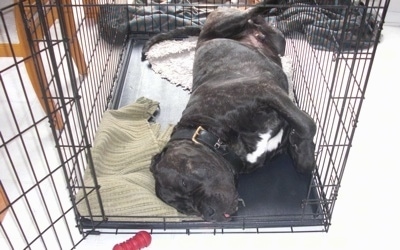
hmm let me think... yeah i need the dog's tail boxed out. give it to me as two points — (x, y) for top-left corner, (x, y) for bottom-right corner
(141, 26), (202, 61)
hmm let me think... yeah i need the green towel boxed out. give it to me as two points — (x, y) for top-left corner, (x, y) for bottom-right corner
(76, 97), (199, 222)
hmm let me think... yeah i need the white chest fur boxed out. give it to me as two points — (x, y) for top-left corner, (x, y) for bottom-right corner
(246, 129), (283, 163)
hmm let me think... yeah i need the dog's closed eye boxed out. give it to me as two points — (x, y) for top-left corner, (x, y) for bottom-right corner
(181, 179), (187, 188)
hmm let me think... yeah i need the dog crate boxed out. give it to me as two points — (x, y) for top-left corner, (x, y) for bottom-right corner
(0, 0), (391, 248)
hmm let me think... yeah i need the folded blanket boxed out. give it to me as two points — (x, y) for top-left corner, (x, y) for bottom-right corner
(273, 3), (379, 51)
(98, 1), (208, 44)
(76, 97), (199, 222)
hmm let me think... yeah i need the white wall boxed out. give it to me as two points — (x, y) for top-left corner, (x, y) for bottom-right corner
(388, 0), (400, 11)
(386, 0), (400, 24)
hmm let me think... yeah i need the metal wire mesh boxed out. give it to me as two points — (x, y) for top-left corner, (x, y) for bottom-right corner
(0, 0), (391, 249)
(1, 0), (127, 248)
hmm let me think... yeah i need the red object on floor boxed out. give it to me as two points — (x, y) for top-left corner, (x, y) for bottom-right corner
(113, 231), (152, 250)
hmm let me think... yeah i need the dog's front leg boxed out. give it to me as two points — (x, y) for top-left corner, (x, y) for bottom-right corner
(251, 85), (317, 173)
(253, 86), (316, 138)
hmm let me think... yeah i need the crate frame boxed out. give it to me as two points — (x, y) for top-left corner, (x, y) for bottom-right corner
(0, 0), (391, 249)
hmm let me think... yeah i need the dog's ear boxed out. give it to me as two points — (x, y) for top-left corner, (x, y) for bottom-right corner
(150, 148), (166, 173)
(268, 26), (286, 56)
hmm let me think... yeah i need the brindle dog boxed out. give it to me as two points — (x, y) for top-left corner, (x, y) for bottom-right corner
(145, 6), (316, 222)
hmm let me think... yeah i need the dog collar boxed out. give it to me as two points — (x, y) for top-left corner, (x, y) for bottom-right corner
(169, 126), (244, 175)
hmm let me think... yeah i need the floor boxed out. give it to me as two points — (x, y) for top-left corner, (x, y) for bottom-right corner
(76, 10), (400, 250)
(1, 3), (399, 250)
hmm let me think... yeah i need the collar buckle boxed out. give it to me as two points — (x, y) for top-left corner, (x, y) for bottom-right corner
(191, 126), (205, 144)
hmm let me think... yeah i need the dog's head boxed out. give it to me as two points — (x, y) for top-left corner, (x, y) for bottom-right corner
(150, 141), (239, 222)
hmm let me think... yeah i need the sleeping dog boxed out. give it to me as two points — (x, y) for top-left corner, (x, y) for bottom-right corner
(145, 6), (317, 222)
